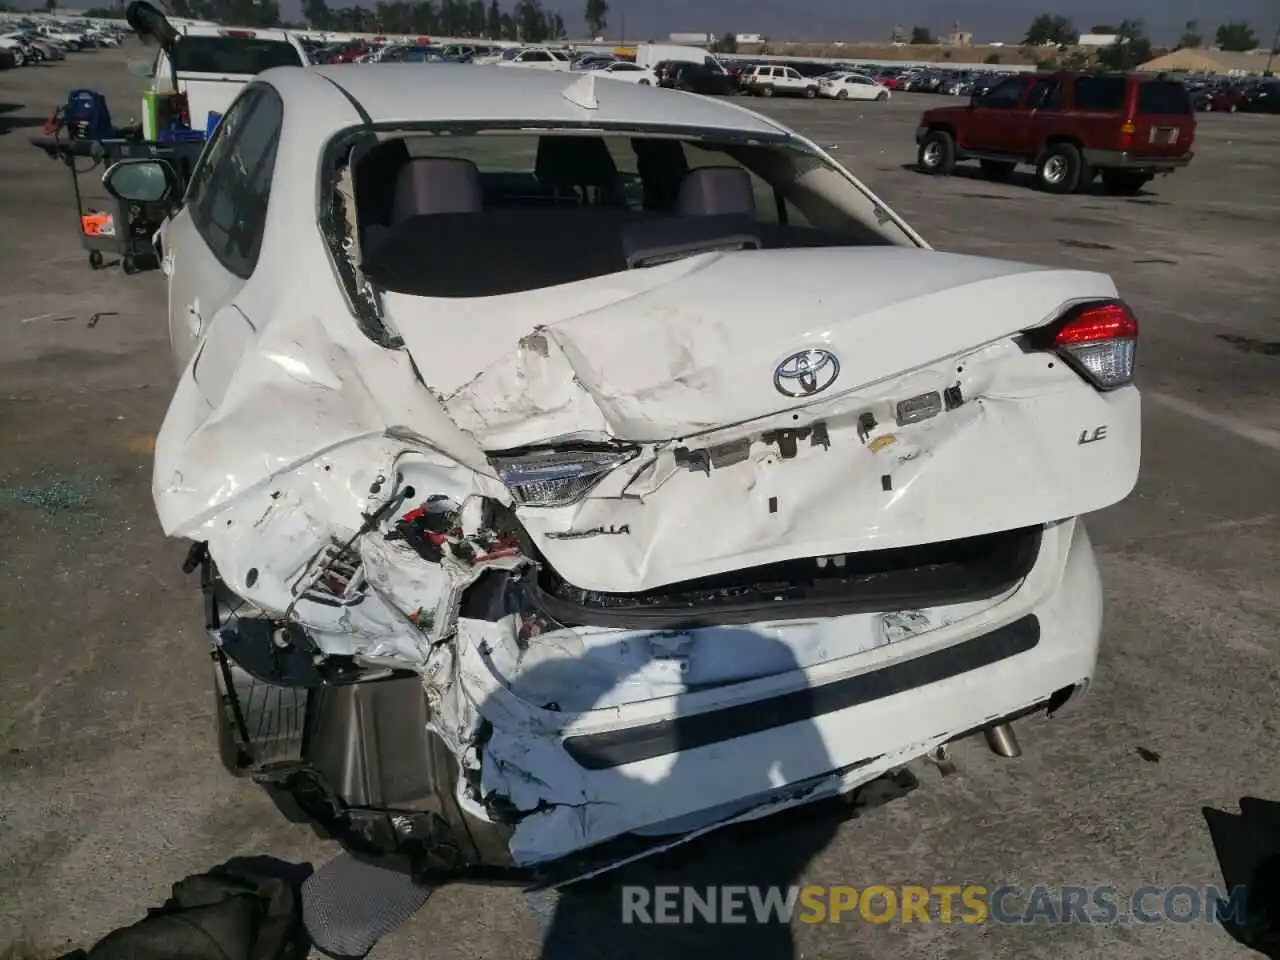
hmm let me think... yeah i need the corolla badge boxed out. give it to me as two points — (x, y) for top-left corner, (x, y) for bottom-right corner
(773, 348), (841, 398)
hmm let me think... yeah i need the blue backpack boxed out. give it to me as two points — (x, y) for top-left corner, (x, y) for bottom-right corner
(64, 89), (114, 141)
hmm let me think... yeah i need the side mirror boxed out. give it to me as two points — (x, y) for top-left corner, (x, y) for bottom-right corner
(102, 158), (180, 204)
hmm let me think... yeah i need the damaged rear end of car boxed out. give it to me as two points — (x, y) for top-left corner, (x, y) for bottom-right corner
(156, 85), (1140, 888)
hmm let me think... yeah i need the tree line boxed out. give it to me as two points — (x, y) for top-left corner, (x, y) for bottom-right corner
(1023, 14), (1264, 59)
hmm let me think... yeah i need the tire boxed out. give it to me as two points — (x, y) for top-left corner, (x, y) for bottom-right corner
(88, 250), (104, 270)
(917, 129), (956, 175)
(804, 86), (816, 98)
(1100, 171), (1153, 196)
(13, 50), (24, 67)
(637, 78), (650, 86)
(760, 85), (774, 97)
(979, 159), (1016, 180)
(1228, 103), (1238, 113)
(876, 90), (889, 101)
(1036, 142), (1083, 194)
(836, 89), (848, 100)
(122, 255), (139, 275)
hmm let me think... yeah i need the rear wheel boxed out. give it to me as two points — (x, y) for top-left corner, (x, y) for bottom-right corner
(637, 79), (650, 85)
(1100, 171), (1153, 195)
(836, 89), (848, 100)
(760, 85), (774, 97)
(979, 159), (1016, 180)
(1036, 142), (1083, 194)
(917, 130), (956, 175)
(876, 90), (889, 101)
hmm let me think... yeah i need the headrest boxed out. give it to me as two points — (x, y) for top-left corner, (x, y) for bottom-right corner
(391, 156), (483, 223)
(676, 165), (756, 217)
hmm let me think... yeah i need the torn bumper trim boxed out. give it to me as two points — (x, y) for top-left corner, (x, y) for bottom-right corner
(562, 613), (1041, 770)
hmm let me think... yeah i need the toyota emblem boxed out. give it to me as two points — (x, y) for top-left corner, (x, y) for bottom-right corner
(773, 348), (840, 398)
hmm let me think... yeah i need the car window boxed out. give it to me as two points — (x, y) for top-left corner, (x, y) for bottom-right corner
(1073, 75), (1126, 111)
(187, 85), (283, 279)
(613, 62), (639, 71)
(1025, 78), (1062, 109)
(981, 76), (1025, 107)
(172, 35), (303, 74)
(1137, 80), (1192, 115)
(523, 51), (549, 62)
(786, 68), (801, 79)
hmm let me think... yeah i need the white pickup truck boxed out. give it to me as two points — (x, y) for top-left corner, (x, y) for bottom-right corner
(150, 23), (309, 131)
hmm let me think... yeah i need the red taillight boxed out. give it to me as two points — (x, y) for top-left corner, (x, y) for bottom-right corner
(172, 91), (191, 128)
(1053, 302), (1138, 345)
(1032, 301), (1138, 391)
(219, 29), (256, 38)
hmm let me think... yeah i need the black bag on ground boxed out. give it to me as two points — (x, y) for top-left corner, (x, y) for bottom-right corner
(56, 857), (311, 960)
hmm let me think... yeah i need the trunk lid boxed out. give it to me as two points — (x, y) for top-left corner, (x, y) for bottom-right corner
(391, 246), (1113, 447)
(387, 247), (1140, 594)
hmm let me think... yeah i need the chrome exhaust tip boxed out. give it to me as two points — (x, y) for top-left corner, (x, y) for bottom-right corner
(983, 722), (1022, 758)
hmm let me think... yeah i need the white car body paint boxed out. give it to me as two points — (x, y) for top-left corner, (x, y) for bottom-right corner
(818, 72), (891, 101)
(144, 65), (1139, 874)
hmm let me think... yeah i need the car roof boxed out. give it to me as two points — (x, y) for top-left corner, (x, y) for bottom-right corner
(283, 64), (789, 137)
(181, 24), (297, 41)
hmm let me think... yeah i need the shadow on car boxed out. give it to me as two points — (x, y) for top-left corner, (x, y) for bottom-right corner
(898, 161), (1166, 200)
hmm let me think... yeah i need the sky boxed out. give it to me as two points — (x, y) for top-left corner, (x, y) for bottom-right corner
(40, 0), (1278, 45)
(576, 0), (1276, 46)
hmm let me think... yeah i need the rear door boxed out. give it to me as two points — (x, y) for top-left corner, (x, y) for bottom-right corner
(961, 75), (1029, 153)
(159, 83), (283, 371)
(1011, 75), (1065, 157)
(1067, 74), (1128, 151)
(1131, 79), (1195, 157)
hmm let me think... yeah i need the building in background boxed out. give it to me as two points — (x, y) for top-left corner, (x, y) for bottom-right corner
(1137, 48), (1273, 75)
(669, 32), (713, 44)
(942, 21), (973, 46)
(1078, 33), (1121, 49)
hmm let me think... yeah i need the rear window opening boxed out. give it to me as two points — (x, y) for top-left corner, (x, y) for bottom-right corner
(172, 36), (304, 74)
(507, 526), (1044, 628)
(346, 130), (906, 298)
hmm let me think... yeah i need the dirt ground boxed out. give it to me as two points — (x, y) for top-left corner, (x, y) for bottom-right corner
(1, 44), (1278, 960)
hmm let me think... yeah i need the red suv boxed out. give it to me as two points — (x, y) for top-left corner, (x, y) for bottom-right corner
(915, 72), (1195, 195)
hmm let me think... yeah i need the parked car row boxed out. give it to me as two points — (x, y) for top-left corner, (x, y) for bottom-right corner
(0, 16), (126, 68)
(1187, 77), (1280, 114)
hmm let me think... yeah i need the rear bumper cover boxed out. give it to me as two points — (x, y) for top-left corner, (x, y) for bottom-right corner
(1083, 149), (1193, 171)
(458, 518), (1103, 869)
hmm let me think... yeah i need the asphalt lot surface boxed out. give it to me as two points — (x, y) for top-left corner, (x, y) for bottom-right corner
(1, 46), (1278, 960)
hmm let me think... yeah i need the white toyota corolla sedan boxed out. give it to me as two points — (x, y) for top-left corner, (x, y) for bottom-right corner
(103, 63), (1140, 885)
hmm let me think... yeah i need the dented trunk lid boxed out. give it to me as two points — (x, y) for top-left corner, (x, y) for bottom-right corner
(387, 246), (1140, 594)
(390, 246), (1114, 447)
